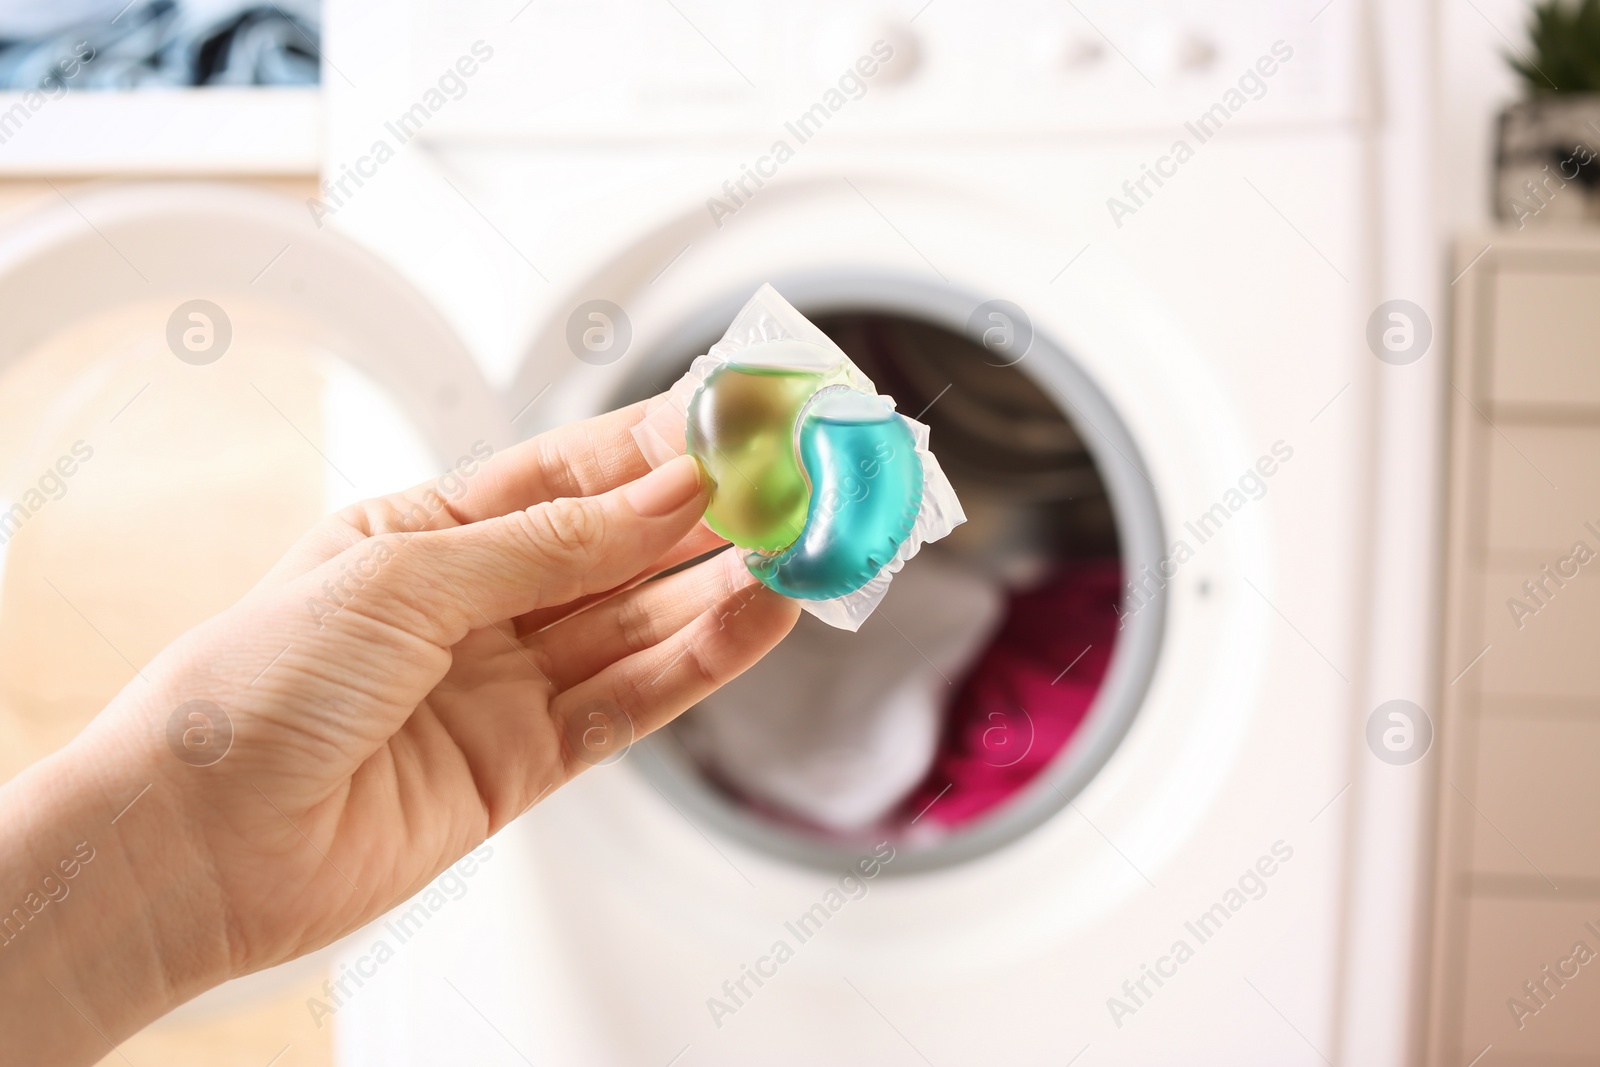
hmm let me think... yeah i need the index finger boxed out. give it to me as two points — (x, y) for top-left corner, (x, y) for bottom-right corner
(253, 397), (683, 589)
(443, 398), (662, 525)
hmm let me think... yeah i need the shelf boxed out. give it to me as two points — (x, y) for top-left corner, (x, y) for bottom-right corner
(0, 87), (319, 175)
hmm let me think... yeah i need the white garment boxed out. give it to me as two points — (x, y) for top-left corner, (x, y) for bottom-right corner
(677, 549), (1004, 832)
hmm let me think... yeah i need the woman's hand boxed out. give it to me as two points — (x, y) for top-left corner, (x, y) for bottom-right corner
(0, 400), (799, 1066)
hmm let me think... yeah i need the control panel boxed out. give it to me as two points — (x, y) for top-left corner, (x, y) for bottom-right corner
(407, 0), (1362, 141)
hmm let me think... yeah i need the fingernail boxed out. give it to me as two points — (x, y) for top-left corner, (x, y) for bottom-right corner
(623, 454), (705, 517)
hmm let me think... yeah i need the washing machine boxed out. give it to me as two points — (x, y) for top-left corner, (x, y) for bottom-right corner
(57, 0), (1425, 1063)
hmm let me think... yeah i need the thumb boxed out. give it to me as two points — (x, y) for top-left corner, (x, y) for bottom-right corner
(326, 453), (710, 647)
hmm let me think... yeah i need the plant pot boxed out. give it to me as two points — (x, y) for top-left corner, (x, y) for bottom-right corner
(1495, 93), (1600, 227)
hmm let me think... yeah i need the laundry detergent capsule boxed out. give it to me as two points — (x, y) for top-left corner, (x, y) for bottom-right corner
(744, 389), (924, 601)
(633, 282), (964, 630)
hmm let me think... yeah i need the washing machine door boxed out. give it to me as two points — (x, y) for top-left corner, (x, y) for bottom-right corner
(510, 173), (1252, 867)
(0, 182), (508, 1018)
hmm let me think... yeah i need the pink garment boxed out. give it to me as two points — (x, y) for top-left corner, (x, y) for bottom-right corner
(898, 559), (1123, 829)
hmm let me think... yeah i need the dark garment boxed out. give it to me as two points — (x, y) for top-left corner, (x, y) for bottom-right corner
(0, 0), (319, 91)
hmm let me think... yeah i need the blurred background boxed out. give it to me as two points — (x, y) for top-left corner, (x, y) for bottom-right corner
(0, 0), (1592, 1064)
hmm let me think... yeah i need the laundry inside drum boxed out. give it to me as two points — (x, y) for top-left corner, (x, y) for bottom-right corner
(633, 304), (1135, 859)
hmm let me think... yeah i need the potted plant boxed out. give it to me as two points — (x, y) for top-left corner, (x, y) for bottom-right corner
(1496, 0), (1600, 226)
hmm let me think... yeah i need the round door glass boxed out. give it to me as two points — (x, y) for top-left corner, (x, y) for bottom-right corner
(614, 278), (1166, 874)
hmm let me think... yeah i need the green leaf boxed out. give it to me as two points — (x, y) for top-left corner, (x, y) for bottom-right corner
(1512, 0), (1600, 94)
